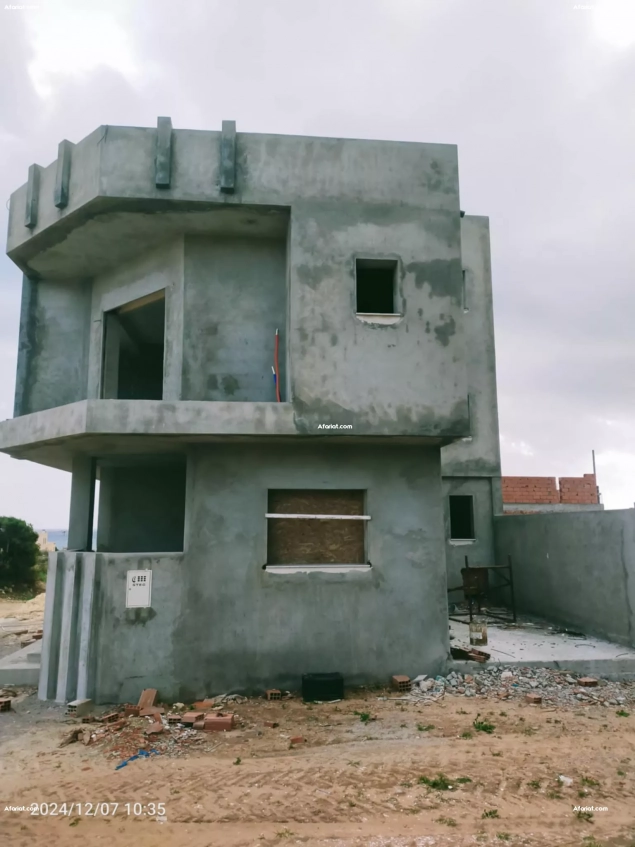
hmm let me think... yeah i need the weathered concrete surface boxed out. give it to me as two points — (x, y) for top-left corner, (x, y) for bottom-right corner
(0, 640), (41, 685)
(97, 460), (186, 552)
(182, 235), (287, 402)
(494, 509), (635, 647)
(444, 477), (497, 590)
(89, 444), (449, 703)
(440, 215), (502, 589)
(441, 215), (501, 479)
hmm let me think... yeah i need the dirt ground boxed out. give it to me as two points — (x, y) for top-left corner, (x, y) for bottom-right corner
(1, 684), (634, 847)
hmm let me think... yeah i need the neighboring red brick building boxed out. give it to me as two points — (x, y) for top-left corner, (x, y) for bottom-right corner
(502, 474), (601, 513)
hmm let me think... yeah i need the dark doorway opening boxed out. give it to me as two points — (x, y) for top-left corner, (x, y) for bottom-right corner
(102, 291), (165, 400)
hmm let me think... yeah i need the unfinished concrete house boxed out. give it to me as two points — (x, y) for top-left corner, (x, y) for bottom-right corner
(0, 120), (501, 703)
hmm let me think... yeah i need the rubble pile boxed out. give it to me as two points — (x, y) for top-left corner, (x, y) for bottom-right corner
(395, 668), (635, 708)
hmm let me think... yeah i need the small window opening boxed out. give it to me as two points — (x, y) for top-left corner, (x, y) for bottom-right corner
(102, 291), (165, 400)
(356, 259), (397, 314)
(449, 495), (475, 540)
(266, 490), (367, 565)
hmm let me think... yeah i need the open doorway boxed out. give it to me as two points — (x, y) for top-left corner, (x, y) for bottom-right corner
(101, 291), (165, 400)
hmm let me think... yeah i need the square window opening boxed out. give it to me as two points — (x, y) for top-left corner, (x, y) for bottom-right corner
(355, 259), (397, 314)
(449, 495), (475, 540)
(102, 291), (165, 400)
(266, 489), (367, 565)
(96, 457), (186, 553)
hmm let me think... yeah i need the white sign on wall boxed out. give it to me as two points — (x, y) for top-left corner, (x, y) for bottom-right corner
(126, 570), (152, 608)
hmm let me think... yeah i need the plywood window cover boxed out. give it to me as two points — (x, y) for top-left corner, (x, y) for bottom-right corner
(267, 489), (367, 568)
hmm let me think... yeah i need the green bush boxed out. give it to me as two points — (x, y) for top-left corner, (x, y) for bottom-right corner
(0, 517), (40, 589)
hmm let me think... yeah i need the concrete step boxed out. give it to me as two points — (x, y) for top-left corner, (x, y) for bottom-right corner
(0, 640), (41, 685)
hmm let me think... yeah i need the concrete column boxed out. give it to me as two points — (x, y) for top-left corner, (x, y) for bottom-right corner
(76, 553), (97, 700)
(68, 455), (96, 551)
(96, 467), (113, 552)
(55, 553), (80, 703)
(101, 313), (120, 399)
(38, 552), (60, 701)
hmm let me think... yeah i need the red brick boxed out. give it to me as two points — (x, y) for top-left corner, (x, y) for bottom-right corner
(203, 712), (235, 732)
(181, 711), (205, 724)
(578, 677), (598, 687)
(391, 675), (411, 692)
(140, 706), (164, 717)
(264, 721), (279, 728)
(290, 736), (305, 745)
(145, 721), (164, 735)
(193, 719), (205, 729)
(124, 704), (140, 717)
(137, 689), (157, 710)
(98, 711), (121, 724)
(525, 693), (542, 704)
(266, 689), (282, 701)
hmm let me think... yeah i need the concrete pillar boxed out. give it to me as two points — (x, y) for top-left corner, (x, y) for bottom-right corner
(55, 553), (81, 703)
(68, 455), (96, 551)
(38, 552), (60, 701)
(76, 553), (97, 700)
(96, 467), (113, 551)
(101, 313), (120, 399)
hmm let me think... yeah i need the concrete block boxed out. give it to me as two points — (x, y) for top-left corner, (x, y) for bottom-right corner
(24, 164), (40, 228)
(65, 698), (93, 717)
(155, 116), (173, 188)
(219, 119), (236, 193)
(54, 140), (73, 208)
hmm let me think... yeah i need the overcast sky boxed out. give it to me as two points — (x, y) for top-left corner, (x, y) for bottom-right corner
(0, 0), (634, 528)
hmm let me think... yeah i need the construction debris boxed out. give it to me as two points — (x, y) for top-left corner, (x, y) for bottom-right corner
(0, 697), (12, 712)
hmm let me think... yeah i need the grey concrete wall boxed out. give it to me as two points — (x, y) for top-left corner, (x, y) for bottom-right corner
(288, 204), (467, 435)
(14, 278), (91, 415)
(182, 235), (287, 402)
(494, 509), (635, 646)
(92, 554), (184, 704)
(441, 215), (501, 480)
(443, 477), (496, 592)
(88, 241), (184, 401)
(90, 444), (449, 702)
(97, 460), (186, 553)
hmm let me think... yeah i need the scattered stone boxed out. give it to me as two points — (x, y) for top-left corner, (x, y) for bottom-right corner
(579, 677), (598, 687)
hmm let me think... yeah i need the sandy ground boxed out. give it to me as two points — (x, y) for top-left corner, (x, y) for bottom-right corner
(1, 685), (634, 846)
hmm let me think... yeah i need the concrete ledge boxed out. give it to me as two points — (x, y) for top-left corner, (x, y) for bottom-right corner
(0, 399), (297, 452)
(0, 640), (41, 686)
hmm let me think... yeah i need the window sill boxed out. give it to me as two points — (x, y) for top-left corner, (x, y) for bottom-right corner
(264, 564), (372, 574)
(355, 313), (403, 326)
(449, 539), (476, 546)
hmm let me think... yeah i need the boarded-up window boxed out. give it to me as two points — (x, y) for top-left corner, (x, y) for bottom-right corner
(267, 490), (367, 565)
